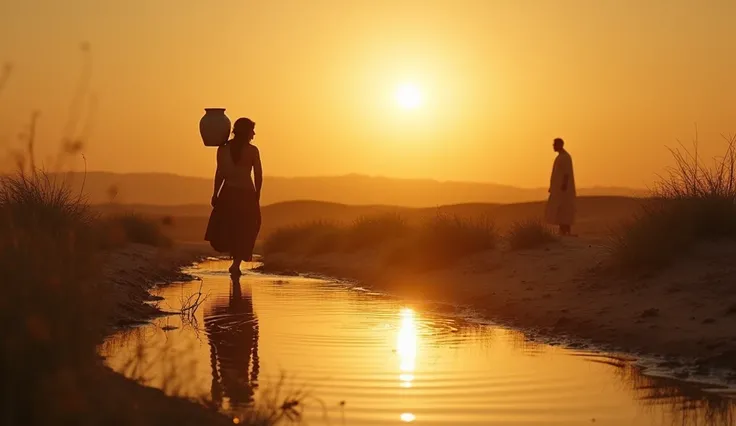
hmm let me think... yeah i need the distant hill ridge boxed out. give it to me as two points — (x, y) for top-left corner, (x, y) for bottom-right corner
(51, 171), (648, 207)
(92, 197), (644, 243)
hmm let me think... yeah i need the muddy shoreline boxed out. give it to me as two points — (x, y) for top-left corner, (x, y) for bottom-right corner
(91, 242), (235, 425)
(100, 242), (214, 326)
(259, 237), (736, 380)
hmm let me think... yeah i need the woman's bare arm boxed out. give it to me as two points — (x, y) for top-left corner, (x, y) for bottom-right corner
(212, 147), (225, 206)
(253, 146), (263, 201)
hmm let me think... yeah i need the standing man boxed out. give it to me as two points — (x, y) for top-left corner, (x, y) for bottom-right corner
(545, 137), (576, 235)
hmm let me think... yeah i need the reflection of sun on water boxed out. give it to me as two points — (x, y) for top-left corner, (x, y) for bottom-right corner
(399, 373), (414, 387)
(400, 412), (416, 422)
(397, 308), (418, 422)
(397, 308), (417, 382)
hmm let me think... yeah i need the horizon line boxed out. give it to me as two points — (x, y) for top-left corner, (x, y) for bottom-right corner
(57, 170), (651, 191)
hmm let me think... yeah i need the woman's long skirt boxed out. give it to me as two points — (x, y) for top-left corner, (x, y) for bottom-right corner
(204, 185), (261, 261)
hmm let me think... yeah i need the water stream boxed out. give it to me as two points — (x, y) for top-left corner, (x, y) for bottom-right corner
(101, 260), (736, 425)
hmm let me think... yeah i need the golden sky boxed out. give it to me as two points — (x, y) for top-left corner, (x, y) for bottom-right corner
(1, 0), (734, 188)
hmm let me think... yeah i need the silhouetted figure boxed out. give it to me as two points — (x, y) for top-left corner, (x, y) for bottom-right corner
(545, 138), (576, 235)
(204, 275), (260, 409)
(205, 117), (263, 275)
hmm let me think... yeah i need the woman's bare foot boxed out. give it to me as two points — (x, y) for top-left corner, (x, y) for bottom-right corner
(229, 257), (243, 276)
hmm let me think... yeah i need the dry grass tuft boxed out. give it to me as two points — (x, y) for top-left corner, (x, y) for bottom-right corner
(507, 219), (558, 250)
(0, 171), (279, 425)
(611, 133), (736, 270)
(264, 212), (498, 271)
(97, 212), (173, 249)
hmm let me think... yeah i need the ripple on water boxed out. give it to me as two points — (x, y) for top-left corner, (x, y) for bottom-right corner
(101, 260), (736, 426)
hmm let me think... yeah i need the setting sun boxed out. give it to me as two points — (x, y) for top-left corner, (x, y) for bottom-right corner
(395, 83), (423, 110)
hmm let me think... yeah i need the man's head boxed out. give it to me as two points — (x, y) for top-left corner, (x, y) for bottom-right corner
(553, 137), (565, 152)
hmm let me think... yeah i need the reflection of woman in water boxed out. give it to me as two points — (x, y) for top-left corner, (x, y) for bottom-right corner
(204, 275), (260, 409)
(205, 117), (263, 276)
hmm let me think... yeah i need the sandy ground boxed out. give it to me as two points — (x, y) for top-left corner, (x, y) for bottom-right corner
(88, 242), (234, 426)
(112, 196), (643, 246)
(262, 236), (736, 377)
(100, 242), (215, 325)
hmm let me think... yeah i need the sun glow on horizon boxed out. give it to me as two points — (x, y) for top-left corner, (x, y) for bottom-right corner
(395, 83), (423, 110)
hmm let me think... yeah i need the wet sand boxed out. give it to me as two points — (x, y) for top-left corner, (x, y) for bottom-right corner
(91, 242), (232, 425)
(101, 242), (214, 324)
(261, 236), (736, 377)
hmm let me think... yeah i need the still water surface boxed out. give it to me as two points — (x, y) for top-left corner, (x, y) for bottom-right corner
(102, 260), (735, 425)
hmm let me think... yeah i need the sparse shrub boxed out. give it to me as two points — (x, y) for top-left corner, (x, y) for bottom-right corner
(0, 172), (92, 235)
(1, 47), (263, 423)
(0, 171), (267, 425)
(263, 212), (497, 270)
(507, 219), (557, 250)
(419, 213), (498, 258)
(611, 196), (736, 269)
(260, 226), (293, 256)
(263, 220), (343, 256)
(387, 214), (498, 270)
(299, 221), (343, 255)
(344, 212), (409, 251)
(611, 134), (736, 270)
(0, 171), (108, 424)
(98, 213), (172, 248)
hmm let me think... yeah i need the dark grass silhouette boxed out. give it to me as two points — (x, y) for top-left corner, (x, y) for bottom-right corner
(343, 212), (409, 252)
(611, 134), (736, 270)
(0, 171), (113, 425)
(507, 219), (558, 250)
(1, 45), (293, 424)
(97, 212), (173, 248)
(263, 212), (498, 270)
(406, 214), (497, 266)
(263, 220), (343, 256)
(0, 171), (286, 425)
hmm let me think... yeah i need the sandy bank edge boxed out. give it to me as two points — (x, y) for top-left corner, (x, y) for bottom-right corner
(259, 240), (736, 385)
(93, 242), (233, 425)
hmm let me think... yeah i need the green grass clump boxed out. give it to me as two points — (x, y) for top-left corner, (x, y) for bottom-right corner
(507, 219), (557, 250)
